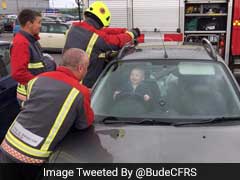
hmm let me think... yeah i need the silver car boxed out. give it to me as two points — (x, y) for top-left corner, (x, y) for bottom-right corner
(49, 40), (240, 163)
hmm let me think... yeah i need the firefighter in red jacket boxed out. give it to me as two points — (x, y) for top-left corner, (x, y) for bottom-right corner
(64, 1), (141, 88)
(0, 48), (94, 179)
(11, 9), (55, 106)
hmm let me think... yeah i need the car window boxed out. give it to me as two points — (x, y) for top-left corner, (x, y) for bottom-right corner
(0, 45), (10, 78)
(2, 18), (7, 23)
(48, 24), (68, 34)
(41, 24), (48, 33)
(92, 60), (240, 121)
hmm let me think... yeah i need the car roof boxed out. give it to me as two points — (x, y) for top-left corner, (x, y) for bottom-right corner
(121, 45), (216, 61)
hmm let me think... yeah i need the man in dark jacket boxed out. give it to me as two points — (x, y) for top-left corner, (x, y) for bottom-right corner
(64, 1), (140, 88)
(11, 9), (55, 105)
(0, 48), (94, 180)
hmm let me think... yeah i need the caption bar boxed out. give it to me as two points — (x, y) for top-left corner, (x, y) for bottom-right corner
(43, 167), (197, 179)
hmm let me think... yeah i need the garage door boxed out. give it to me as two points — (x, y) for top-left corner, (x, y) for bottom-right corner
(133, 0), (180, 32)
(88, 0), (128, 28)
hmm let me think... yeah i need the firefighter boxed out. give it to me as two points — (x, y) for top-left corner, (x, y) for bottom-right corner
(0, 48), (94, 179)
(64, 1), (141, 88)
(11, 9), (56, 106)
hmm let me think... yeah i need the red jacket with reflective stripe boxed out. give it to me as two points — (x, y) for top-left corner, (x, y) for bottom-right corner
(11, 31), (44, 85)
(64, 18), (134, 88)
(73, 21), (132, 47)
(41, 67), (94, 127)
(1, 66), (94, 163)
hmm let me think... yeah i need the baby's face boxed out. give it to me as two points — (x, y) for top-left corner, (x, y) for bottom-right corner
(130, 69), (144, 85)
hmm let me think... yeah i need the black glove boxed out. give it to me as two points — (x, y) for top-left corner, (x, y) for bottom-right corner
(105, 51), (119, 61)
(130, 28), (141, 39)
(42, 55), (56, 71)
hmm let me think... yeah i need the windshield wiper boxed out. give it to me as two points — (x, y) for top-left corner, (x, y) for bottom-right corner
(101, 116), (120, 123)
(173, 116), (240, 127)
(102, 117), (173, 125)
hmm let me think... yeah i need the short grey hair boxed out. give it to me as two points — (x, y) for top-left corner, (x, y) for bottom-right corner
(62, 48), (88, 69)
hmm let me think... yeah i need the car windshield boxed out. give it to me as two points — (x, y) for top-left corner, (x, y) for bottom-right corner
(92, 60), (240, 122)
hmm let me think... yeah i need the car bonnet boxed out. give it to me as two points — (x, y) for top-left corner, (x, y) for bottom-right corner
(50, 123), (240, 163)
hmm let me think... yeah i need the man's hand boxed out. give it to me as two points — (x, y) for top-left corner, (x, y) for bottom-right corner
(105, 51), (118, 61)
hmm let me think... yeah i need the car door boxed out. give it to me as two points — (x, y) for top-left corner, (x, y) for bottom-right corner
(0, 43), (20, 141)
(39, 23), (50, 49)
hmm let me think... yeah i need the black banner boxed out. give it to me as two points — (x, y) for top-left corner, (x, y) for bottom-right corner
(1, 163), (240, 180)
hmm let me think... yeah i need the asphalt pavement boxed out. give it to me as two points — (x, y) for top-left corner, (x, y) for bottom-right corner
(0, 32), (62, 65)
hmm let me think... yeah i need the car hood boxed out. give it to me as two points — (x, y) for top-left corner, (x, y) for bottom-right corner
(50, 123), (240, 163)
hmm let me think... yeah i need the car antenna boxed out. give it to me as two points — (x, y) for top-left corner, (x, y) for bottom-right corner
(155, 28), (168, 58)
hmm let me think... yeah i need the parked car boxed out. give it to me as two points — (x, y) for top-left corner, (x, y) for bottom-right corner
(44, 15), (64, 23)
(5, 14), (17, 19)
(42, 16), (56, 22)
(0, 41), (20, 141)
(0, 19), (4, 33)
(39, 22), (69, 52)
(60, 14), (79, 22)
(2, 17), (15, 32)
(48, 40), (240, 163)
(12, 18), (20, 36)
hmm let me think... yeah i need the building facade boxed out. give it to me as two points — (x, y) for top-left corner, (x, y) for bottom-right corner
(0, 0), (49, 14)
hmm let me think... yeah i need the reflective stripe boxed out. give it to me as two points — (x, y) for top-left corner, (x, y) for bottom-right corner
(17, 84), (27, 96)
(27, 78), (38, 99)
(41, 88), (80, 151)
(1, 140), (44, 163)
(126, 31), (134, 39)
(28, 62), (44, 69)
(86, 33), (99, 58)
(5, 131), (51, 158)
(98, 53), (106, 58)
